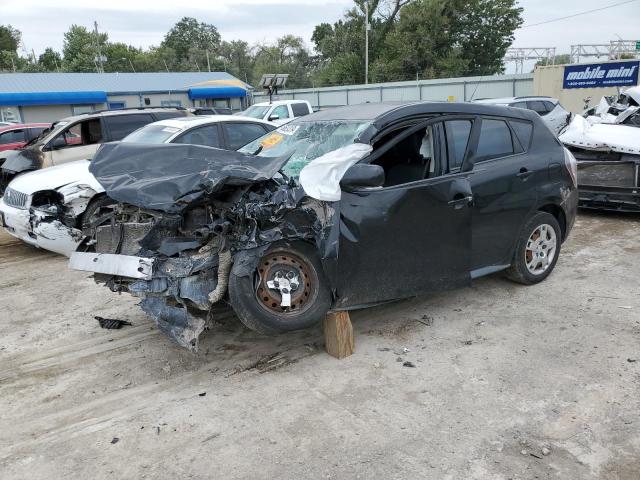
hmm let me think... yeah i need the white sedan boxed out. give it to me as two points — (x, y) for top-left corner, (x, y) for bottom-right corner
(0, 115), (274, 256)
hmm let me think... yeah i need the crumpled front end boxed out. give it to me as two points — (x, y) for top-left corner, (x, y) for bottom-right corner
(1, 183), (98, 256)
(70, 182), (335, 351)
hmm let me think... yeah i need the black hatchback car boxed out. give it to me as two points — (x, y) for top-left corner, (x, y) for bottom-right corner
(70, 102), (579, 350)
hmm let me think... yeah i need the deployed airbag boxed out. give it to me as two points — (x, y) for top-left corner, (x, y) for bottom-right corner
(299, 143), (373, 201)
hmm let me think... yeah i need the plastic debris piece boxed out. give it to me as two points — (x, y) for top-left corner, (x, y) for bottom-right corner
(95, 316), (133, 329)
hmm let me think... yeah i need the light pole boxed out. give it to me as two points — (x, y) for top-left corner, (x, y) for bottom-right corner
(365, 1), (370, 84)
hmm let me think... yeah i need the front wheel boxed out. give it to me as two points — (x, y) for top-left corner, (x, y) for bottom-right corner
(505, 212), (562, 285)
(228, 242), (331, 334)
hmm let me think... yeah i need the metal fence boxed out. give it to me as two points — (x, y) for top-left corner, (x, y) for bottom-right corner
(252, 73), (534, 109)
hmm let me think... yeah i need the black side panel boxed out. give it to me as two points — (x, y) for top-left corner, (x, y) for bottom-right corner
(335, 175), (472, 308)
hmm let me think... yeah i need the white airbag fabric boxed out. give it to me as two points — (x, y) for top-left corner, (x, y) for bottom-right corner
(299, 143), (373, 201)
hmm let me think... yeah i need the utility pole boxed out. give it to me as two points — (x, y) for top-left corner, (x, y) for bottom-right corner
(206, 51), (211, 72)
(364, 1), (370, 85)
(93, 21), (106, 73)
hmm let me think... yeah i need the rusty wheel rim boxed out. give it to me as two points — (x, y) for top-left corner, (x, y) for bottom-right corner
(255, 250), (318, 317)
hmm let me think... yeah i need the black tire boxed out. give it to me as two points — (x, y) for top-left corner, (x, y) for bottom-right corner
(505, 211), (562, 285)
(80, 195), (116, 230)
(228, 242), (331, 334)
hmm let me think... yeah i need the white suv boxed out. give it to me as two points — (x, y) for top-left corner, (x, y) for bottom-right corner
(240, 100), (313, 125)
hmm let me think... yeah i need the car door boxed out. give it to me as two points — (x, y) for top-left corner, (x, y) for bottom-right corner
(268, 105), (291, 125)
(0, 128), (27, 152)
(49, 120), (102, 167)
(334, 118), (473, 308)
(221, 122), (273, 150)
(468, 116), (539, 273)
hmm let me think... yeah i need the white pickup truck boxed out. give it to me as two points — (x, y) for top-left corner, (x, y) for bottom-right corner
(240, 100), (313, 126)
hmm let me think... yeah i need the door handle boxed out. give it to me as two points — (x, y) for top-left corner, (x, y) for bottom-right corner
(516, 167), (533, 179)
(448, 194), (474, 209)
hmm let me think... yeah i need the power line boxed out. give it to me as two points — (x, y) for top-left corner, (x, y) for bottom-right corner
(519, 0), (639, 29)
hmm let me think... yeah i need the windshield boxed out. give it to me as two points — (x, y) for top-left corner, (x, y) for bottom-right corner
(242, 105), (271, 120)
(22, 121), (68, 148)
(121, 124), (181, 144)
(239, 120), (371, 177)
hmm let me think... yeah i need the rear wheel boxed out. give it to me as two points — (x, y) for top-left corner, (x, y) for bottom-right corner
(228, 242), (331, 334)
(505, 211), (561, 285)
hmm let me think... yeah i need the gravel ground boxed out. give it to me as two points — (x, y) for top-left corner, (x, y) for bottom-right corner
(0, 211), (639, 479)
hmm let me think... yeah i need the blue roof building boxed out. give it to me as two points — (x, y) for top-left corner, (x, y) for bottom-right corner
(0, 72), (251, 123)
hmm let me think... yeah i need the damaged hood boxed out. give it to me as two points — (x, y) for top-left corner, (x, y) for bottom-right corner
(559, 115), (640, 154)
(89, 142), (291, 213)
(1, 148), (44, 174)
(7, 160), (103, 196)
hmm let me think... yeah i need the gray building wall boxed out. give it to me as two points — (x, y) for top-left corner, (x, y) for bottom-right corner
(252, 74), (534, 109)
(21, 105), (76, 123)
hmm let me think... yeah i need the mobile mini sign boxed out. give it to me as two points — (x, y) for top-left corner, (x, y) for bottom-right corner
(563, 61), (640, 89)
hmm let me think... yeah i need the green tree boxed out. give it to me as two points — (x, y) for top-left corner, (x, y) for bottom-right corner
(62, 25), (108, 72)
(103, 42), (141, 72)
(253, 35), (312, 88)
(0, 25), (21, 52)
(161, 17), (221, 61)
(38, 48), (62, 71)
(0, 25), (22, 72)
(219, 40), (254, 83)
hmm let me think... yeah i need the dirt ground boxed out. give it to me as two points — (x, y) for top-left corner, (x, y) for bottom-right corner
(0, 211), (639, 479)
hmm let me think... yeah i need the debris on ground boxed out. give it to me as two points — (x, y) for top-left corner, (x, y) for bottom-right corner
(198, 392), (207, 397)
(95, 316), (133, 329)
(627, 358), (637, 363)
(541, 446), (551, 456)
(403, 361), (416, 368)
(416, 315), (433, 326)
(110, 437), (119, 444)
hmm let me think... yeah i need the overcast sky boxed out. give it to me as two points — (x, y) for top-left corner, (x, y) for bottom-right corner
(1, 0), (638, 74)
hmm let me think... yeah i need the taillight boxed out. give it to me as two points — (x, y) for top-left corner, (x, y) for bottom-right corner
(563, 147), (578, 188)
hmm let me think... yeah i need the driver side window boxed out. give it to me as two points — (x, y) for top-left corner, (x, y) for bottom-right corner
(271, 105), (290, 120)
(372, 125), (438, 187)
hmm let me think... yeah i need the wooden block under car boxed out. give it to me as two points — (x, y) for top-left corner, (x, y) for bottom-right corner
(323, 311), (355, 359)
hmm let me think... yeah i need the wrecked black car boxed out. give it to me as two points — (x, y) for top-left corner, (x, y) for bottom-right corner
(69, 102), (578, 351)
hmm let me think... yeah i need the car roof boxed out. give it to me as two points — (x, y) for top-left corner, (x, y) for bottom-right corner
(0, 122), (50, 133)
(475, 96), (558, 105)
(296, 101), (538, 125)
(148, 115), (273, 130)
(57, 107), (189, 124)
(251, 100), (307, 107)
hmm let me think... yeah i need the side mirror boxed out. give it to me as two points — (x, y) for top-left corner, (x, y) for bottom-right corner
(340, 164), (385, 189)
(47, 136), (66, 150)
(268, 114), (280, 121)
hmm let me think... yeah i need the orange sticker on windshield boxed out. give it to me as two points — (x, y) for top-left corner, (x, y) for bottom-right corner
(261, 133), (284, 148)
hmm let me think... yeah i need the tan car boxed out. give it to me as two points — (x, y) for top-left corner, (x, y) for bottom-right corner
(0, 107), (191, 192)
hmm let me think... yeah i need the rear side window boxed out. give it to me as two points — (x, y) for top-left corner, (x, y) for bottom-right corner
(444, 120), (472, 171)
(0, 129), (25, 144)
(154, 111), (187, 121)
(174, 125), (221, 148)
(510, 101), (527, 109)
(527, 101), (549, 116)
(104, 114), (154, 141)
(543, 101), (556, 112)
(28, 127), (47, 138)
(475, 119), (514, 161)
(224, 123), (270, 150)
(509, 121), (533, 151)
(291, 103), (310, 117)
